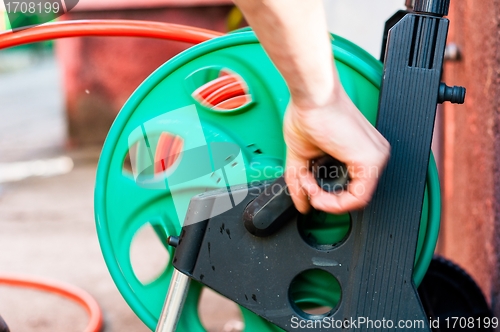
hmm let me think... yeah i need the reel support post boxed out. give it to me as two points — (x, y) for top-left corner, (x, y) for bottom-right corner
(155, 269), (191, 332)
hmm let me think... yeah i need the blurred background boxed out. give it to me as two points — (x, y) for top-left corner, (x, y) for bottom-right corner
(0, 0), (499, 331)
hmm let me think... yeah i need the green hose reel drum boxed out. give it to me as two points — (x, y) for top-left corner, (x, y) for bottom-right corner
(94, 31), (441, 331)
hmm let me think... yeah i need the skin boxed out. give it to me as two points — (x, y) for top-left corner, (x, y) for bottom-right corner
(233, 0), (391, 214)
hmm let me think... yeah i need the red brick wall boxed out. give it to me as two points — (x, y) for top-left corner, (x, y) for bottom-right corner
(439, 0), (500, 318)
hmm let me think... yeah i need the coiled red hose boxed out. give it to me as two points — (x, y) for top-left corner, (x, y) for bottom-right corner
(0, 274), (103, 332)
(0, 19), (223, 50)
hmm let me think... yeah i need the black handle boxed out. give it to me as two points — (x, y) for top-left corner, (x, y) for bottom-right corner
(243, 176), (297, 237)
(243, 156), (349, 237)
(311, 155), (350, 193)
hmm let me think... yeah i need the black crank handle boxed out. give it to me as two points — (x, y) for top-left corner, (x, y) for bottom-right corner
(311, 155), (350, 193)
(243, 155), (349, 237)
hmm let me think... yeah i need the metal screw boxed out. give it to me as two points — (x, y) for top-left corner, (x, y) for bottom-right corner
(167, 236), (180, 248)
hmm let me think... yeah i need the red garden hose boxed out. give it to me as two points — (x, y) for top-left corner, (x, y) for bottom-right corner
(0, 19), (224, 50)
(0, 274), (103, 332)
(0, 19), (224, 332)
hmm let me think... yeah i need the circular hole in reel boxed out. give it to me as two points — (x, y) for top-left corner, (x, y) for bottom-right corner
(288, 269), (341, 318)
(122, 132), (184, 181)
(122, 142), (136, 175)
(198, 287), (244, 332)
(188, 67), (253, 113)
(297, 210), (351, 250)
(129, 223), (170, 285)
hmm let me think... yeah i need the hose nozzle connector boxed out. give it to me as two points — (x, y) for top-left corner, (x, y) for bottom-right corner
(414, 0), (450, 17)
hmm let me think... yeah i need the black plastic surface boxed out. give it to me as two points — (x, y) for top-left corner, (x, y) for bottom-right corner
(380, 10), (410, 62)
(172, 220), (209, 274)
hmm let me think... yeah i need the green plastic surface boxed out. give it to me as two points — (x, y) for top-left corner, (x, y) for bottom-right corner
(95, 31), (441, 331)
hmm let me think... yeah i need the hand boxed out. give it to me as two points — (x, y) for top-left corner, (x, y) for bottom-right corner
(283, 85), (391, 214)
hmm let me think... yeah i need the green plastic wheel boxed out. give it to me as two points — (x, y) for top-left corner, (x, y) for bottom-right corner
(94, 31), (441, 331)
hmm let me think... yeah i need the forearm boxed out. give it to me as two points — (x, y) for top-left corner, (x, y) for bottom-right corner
(233, 0), (336, 109)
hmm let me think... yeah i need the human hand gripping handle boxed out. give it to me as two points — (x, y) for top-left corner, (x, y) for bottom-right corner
(244, 88), (391, 237)
(244, 69), (390, 218)
(233, 0), (390, 214)
(284, 86), (390, 214)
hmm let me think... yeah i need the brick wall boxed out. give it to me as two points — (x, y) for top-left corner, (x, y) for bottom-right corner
(439, 0), (500, 318)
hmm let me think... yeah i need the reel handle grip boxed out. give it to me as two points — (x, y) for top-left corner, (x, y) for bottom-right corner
(243, 155), (349, 237)
(311, 155), (350, 193)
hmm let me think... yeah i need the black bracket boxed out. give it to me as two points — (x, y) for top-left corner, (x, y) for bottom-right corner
(172, 1), (465, 331)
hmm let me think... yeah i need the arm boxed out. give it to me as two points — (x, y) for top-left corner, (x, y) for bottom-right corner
(232, 0), (334, 109)
(233, 0), (390, 214)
